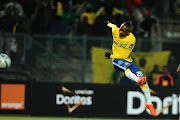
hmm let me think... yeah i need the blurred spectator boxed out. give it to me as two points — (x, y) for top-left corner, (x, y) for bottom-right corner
(112, 7), (124, 17)
(13, 13), (33, 66)
(75, 0), (89, 17)
(0, 1), (5, 17)
(139, 57), (146, 67)
(21, 0), (36, 17)
(153, 0), (178, 19)
(111, 6), (129, 27)
(15, 12), (32, 34)
(30, 1), (51, 34)
(177, 0), (180, 17)
(148, 64), (161, 85)
(80, 4), (96, 25)
(112, 66), (131, 85)
(90, 0), (104, 12)
(50, 16), (65, 34)
(0, 6), (16, 56)
(56, 0), (63, 16)
(141, 0), (157, 10)
(112, 69), (120, 84)
(49, 15), (66, 52)
(128, 0), (143, 19)
(77, 16), (92, 35)
(137, 10), (159, 38)
(110, 0), (143, 22)
(137, 10), (159, 51)
(167, 54), (178, 79)
(6, 0), (24, 17)
(119, 76), (132, 85)
(169, 0), (178, 18)
(62, 4), (75, 34)
(93, 7), (108, 36)
(61, 4), (75, 53)
(156, 66), (174, 86)
(138, 57), (149, 77)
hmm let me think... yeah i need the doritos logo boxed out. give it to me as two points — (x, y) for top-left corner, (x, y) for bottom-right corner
(56, 86), (93, 113)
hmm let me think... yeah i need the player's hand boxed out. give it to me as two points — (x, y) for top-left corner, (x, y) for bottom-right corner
(104, 21), (109, 25)
(105, 52), (111, 59)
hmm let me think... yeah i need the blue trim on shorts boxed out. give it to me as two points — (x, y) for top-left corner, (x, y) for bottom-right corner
(112, 59), (144, 83)
(112, 59), (132, 72)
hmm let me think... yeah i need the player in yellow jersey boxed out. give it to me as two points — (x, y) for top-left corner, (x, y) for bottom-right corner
(104, 21), (156, 116)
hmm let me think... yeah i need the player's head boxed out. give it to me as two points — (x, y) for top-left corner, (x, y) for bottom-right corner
(119, 21), (131, 37)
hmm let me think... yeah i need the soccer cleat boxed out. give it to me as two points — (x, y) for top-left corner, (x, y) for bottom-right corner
(146, 103), (156, 116)
(137, 77), (146, 87)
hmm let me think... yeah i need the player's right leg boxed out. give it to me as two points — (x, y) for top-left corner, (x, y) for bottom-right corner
(125, 68), (146, 86)
(112, 59), (146, 86)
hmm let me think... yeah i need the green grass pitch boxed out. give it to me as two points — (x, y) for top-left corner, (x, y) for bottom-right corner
(0, 116), (164, 120)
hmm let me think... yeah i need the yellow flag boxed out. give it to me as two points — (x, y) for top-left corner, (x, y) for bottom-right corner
(92, 47), (171, 84)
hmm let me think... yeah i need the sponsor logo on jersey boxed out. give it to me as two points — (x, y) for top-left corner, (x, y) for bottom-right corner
(129, 44), (134, 49)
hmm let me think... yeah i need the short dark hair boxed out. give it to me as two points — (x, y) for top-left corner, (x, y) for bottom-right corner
(120, 21), (132, 33)
(123, 21), (131, 28)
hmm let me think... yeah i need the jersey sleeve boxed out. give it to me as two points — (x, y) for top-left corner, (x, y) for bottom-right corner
(129, 37), (136, 50)
(107, 22), (118, 34)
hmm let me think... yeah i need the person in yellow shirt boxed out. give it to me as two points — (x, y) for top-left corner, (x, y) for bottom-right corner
(104, 21), (156, 116)
(80, 6), (96, 25)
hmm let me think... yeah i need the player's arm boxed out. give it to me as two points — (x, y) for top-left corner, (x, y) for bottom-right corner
(104, 21), (117, 32)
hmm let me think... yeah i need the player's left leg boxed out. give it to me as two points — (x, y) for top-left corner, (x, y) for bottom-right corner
(128, 63), (156, 116)
(113, 59), (156, 116)
(140, 82), (156, 116)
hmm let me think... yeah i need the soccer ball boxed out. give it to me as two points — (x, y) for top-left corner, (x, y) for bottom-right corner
(0, 54), (11, 69)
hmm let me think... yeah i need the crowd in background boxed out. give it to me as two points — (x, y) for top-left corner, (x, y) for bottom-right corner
(0, 0), (180, 37)
(0, 0), (162, 56)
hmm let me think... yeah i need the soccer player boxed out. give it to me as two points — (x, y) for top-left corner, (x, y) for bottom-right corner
(104, 21), (156, 116)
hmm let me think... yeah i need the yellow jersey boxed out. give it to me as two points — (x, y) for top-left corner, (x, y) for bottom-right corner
(107, 22), (136, 62)
(80, 12), (96, 25)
